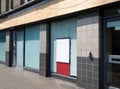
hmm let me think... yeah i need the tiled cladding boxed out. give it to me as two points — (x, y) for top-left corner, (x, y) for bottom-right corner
(77, 11), (100, 89)
(77, 57), (99, 89)
(40, 53), (47, 76)
(39, 24), (50, 77)
(5, 31), (12, 67)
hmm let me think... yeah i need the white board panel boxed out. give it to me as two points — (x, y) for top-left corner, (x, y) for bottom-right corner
(56, 39), (70, 63)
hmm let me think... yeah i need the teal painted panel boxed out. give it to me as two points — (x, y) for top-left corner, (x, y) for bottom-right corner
(25, 25), (40, 69)
(51, 18), (77, 76)
(69, 20), (77, 76)
(107, 21), (120, 28)
(16, 35), (24, 66)
(0, 32), (6, 62)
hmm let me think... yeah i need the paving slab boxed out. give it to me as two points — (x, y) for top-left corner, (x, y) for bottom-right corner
(0, 64), (83, 89)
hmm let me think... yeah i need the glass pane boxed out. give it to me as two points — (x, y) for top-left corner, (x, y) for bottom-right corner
(1, 0), (7, 13)
(107, 64), (120, 88)
(104, 8), (120, 17)
(107, 20), (120, 89)
(107, 22), (120, 55)
(13, 0), (21, 8)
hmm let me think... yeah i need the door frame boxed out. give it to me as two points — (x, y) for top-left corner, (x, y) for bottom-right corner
(102, 16), (120, 89)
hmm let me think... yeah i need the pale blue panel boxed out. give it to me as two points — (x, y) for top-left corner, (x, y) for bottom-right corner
(115, 26), (120, 30)
(25, 25), (40, 69)
(51, 22), (57, 72)
(0, 32), (6, 62)
(51, 18), (77, 76)
(69, 19), (77, 76)
(107, 21), (120, 28)
(16, 35), (23, 66)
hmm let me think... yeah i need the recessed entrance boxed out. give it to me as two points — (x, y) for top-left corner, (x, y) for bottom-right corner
(106, 21), (120, 89)
(16, 32), (24, 67)
(13, 30), (24, 67)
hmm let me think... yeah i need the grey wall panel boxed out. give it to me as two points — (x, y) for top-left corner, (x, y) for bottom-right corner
(77, 11), (100, 89)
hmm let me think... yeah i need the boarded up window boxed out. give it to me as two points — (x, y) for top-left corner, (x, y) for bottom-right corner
(1, 0), (6, 13)
(13, 0), (21, 8)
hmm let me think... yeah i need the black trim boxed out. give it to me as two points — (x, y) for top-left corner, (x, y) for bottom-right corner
(99, 9), (104, 89)
(100, 1), (120, 20)
(103, 19), (109, 89)
(9, 30), (13, 67)
(11, 0), (13, 9)
(20, 0), (24, 5)
(6, 0), (9, 11)
(51, 73), (77, 84)
(46, 23), (51, 77)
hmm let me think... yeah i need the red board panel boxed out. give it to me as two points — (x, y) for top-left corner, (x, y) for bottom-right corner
(57, 62), (70, 76)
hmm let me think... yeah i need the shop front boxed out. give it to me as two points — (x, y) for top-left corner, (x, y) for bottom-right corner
(50, 18), (77, 77)
(10, 25), (40, 70)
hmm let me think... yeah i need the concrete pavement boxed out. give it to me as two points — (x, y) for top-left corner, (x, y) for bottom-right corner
(0, 64), (82, 89)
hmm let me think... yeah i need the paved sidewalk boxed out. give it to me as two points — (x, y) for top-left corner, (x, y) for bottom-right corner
(0, 64), (82, 89)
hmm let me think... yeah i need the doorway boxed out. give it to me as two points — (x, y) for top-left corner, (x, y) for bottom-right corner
(13, 30), (24, 67)
(105, 20), (120, 89)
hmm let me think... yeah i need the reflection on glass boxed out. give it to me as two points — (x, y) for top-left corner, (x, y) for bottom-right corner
(107, 21), (120, 88)
(107, 63), (120, 88)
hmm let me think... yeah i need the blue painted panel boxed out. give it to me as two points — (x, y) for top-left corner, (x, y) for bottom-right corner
(0, 32), (6, 62)
(16, 35), (24, 66)
(69, 20), (77, 76)
(25, 25), (40, 69)
(51, 18), (77, 76)
(107, 21), (120, 28)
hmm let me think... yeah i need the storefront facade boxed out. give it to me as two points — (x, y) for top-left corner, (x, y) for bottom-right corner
(0, 0), (120, 89)
(51, 18), (77, 77)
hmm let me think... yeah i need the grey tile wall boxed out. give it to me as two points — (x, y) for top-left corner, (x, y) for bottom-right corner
(77, 11), (100, 89)
(77, 57), (99, 89)
(40, 53), (47, 76)
(39, 24), (50, 77)
(5, 31), (12, 67)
